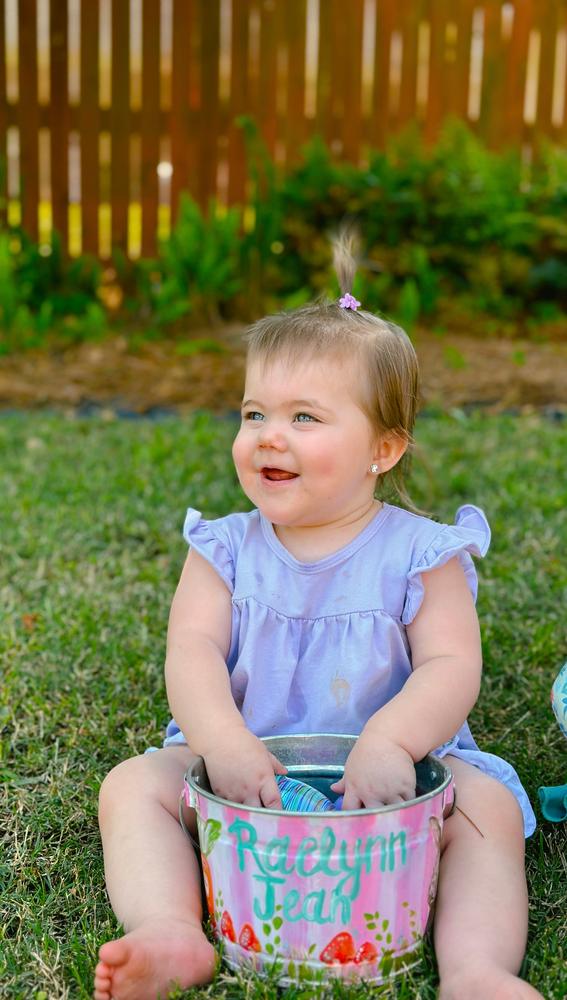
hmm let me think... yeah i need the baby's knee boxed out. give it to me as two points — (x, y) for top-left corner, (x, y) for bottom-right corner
(98, 754), (153, 821)
(445, 760), (525, 849)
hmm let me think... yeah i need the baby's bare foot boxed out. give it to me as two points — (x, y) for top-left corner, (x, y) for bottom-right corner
(439, 963), (543, 1000)
(93, 917), (216, 1000)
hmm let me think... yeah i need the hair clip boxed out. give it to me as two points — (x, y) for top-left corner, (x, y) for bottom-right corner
(339, 292), (361, 311)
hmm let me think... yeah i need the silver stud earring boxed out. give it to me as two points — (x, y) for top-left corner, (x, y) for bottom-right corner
(370, 463), (379, 474)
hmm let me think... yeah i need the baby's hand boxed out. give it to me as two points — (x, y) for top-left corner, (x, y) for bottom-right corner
(202, 726), (286, 809)
(330, 732), (416, 809)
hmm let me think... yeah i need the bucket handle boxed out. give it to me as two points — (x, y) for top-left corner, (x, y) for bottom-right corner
(179, 779), (201, 853)
(442, 777), (456, 819)
(178, 781), (211, 916)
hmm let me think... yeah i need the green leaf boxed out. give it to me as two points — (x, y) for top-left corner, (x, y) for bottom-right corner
(201, 818), (222, 856)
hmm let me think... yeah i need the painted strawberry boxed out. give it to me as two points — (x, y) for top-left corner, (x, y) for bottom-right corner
(354, 941), (378, 964)
(239, 922), (261, 952)
(319, 931), (357, 965)
(220, 910), (236, 942)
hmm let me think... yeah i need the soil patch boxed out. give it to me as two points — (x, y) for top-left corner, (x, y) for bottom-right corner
(1, 326), (566, 415)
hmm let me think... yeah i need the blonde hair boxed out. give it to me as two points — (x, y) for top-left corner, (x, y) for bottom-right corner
(245, 233), (420, 508)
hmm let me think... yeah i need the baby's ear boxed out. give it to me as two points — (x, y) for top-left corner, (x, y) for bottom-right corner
(373, 433), (408, 474)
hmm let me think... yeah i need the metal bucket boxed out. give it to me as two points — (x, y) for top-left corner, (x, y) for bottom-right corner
(182, 734), (454, 985)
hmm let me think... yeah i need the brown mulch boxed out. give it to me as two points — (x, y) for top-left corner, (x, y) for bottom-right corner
(1, 325), (567, 414)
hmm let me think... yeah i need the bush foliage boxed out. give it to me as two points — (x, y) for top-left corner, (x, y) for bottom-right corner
(1, 121), (567, 351)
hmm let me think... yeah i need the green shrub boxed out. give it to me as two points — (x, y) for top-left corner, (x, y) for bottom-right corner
(159, 194), (242, 324)
(2, 122), (567, 350)
(0, 229), (102, 350)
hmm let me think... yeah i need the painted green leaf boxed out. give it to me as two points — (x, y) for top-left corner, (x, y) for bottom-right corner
(201, 818), (222, 856)
(263, 923), (271, 936)
(273, 916), (283, 929)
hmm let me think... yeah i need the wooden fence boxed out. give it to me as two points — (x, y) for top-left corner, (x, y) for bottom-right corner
(1, 0), (566, 259)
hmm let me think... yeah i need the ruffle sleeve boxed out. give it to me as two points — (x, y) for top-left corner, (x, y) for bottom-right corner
(402, 504), (491, 625)
(183, 508), (235, 593)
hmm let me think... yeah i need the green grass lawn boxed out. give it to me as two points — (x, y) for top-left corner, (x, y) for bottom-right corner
(1, 410), (566, 999)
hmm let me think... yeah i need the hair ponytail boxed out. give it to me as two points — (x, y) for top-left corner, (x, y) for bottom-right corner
(332, 227), (359, 296)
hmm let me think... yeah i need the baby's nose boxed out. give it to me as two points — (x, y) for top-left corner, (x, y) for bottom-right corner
(258, 420), (287, 449)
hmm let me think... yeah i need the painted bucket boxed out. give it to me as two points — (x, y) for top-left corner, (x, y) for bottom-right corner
(182, 733), (454, 985)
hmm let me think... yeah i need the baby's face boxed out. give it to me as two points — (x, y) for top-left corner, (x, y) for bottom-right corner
(232, 353), (378, 530)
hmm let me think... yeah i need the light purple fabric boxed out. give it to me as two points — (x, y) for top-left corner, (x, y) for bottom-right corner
(163, 502), (536, 836)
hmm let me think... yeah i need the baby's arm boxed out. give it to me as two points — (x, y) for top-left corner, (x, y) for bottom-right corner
(165, 550), (284, 807)
(334, 556), (482, 808)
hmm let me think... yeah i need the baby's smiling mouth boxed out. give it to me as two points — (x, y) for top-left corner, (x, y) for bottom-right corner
(261, 467), (299, 482)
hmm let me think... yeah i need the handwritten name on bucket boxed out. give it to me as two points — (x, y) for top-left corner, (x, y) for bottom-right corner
(227, 818), (408, 925)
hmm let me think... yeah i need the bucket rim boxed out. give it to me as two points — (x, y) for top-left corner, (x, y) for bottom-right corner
(184, 732), (453, 818)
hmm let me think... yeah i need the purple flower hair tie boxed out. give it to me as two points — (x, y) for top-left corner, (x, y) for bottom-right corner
(338, 292), (361, 311)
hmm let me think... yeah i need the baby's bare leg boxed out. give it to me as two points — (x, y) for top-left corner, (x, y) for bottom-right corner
(93, 746), (216, 1000)
(435, 756), (541, 1000)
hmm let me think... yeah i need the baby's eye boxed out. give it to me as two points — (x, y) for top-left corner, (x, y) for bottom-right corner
(294, 412), (319, 423)
(243, 410), (264, 422)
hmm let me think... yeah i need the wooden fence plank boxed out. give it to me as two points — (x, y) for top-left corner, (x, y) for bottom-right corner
(141, 0), (160, 255)
(454, 0), (474, 122)
(259, 0), (277, 158)
(18, 0), (39, 239)
(171, 0), (194, 219)
(0, 0), (6, 227)
(227, 0), (249, 205)
(372, 0), (395, 147)
(342, 0), (364, 162)
(501, 0), (534, 144)
(111, 0), (130, 252)
(398, 0), (420, 129)
(80, 0), (99, 255)
(284, 0), (306, 166)
(537, 0), (560, 135)
(480, 0), (508, 146)
(315, 0), (332, 144)
(199, 0), (220, 209)
(559, 0), (567, 142)
(328, 0), (346, 153)
(50, 0), (69, 249)
(425, 0), (451, 142)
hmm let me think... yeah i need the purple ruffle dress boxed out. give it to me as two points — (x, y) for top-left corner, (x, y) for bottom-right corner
(163, 502), (536, 836)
